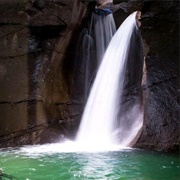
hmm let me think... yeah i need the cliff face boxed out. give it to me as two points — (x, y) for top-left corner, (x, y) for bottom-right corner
(0, 0), (87, 147)
(0, 0), (179, 152)
(113, 1), (179, 152)
(135, 0), (179, 152)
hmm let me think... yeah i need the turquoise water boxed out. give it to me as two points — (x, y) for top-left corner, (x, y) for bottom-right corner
(0, 147), (179, 180)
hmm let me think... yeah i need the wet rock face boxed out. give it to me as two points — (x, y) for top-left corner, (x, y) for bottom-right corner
(0, 1), (30, 146)
(111, 0), (179, 152)
(134, 0), (179, 152)
(0, 0), (86, 147)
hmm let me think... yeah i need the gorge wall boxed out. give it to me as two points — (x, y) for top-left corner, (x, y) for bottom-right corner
(0, 0), (87, 146)
(0, 0), (179, 152)
(134, 0), (179, 152)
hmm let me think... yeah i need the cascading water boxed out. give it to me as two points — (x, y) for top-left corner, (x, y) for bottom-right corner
(73, 12), (116, 100)
(76, 11), (143, 149)
(93, 13), (116, 66)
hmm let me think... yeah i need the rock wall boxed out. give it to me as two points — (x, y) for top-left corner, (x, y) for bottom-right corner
(135, 0), (179, 152)
(0, 0), (86, 147)
(113, 0), (179, 152)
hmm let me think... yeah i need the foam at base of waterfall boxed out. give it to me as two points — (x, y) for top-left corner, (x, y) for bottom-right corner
(19, 142), (131, 155)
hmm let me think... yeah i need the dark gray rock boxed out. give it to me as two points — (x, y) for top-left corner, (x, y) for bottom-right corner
(134, 0), (179, 152)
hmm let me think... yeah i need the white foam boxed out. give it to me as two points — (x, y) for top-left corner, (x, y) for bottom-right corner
(19, 141), (130, 155)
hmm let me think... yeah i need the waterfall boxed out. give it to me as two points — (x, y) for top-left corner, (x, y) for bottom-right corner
(17, 12), (143, 154)
(93, 13), (116, 66)
(73, 12), (116, 100)
(76, 12), (143, 149)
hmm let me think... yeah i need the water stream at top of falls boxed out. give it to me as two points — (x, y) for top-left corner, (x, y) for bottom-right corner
(76, 11), (143, 149)
(73, 13), (116, 100)
(92, 13), (116, 66)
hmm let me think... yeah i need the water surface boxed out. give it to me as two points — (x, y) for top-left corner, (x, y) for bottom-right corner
(0, 147), (179, 180)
